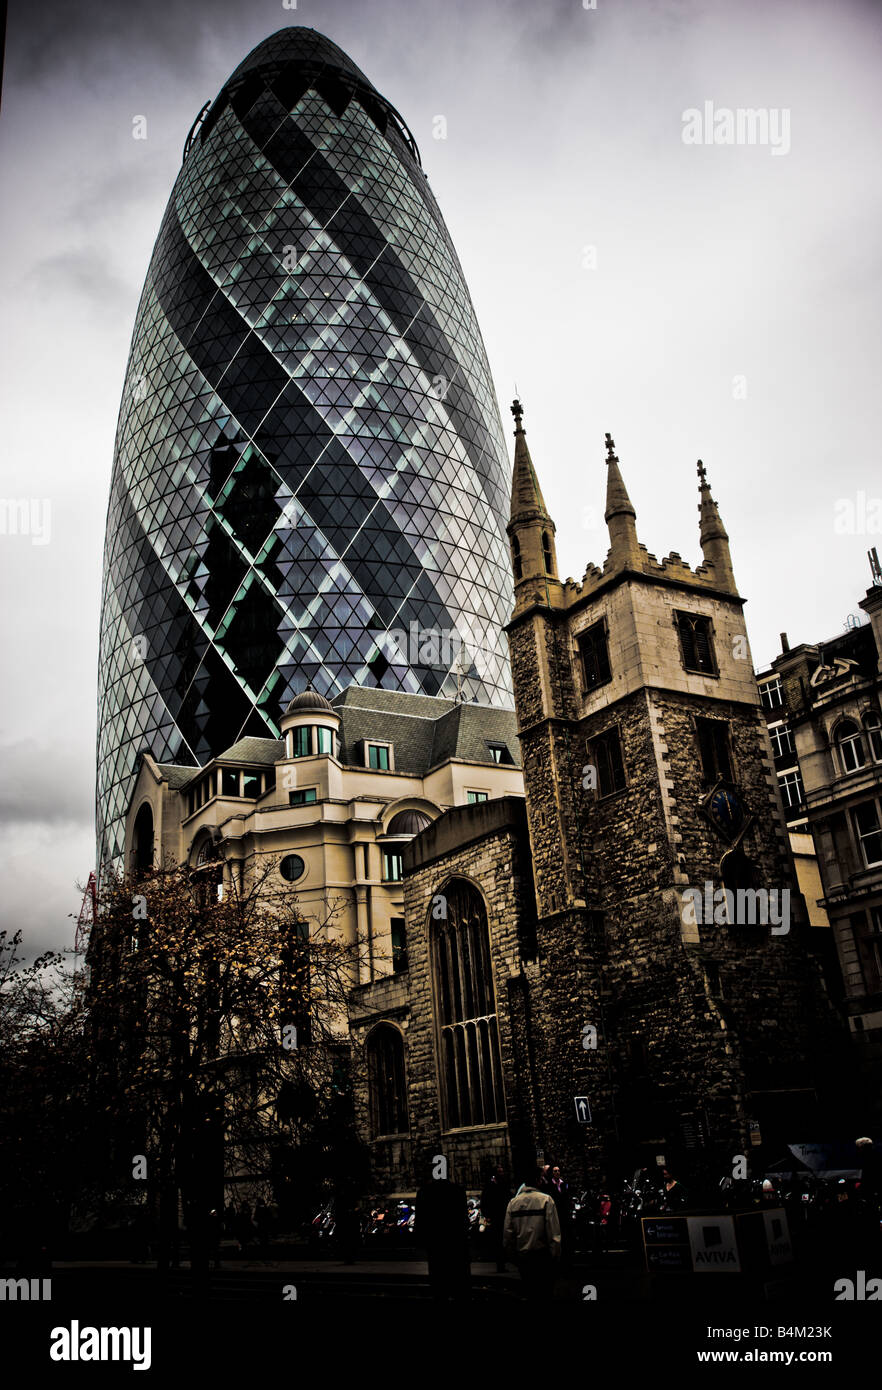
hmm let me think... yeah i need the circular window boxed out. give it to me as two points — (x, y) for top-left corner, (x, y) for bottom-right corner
(279, 853), (306, 882)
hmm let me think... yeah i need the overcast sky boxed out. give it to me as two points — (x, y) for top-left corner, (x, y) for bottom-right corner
(1, 0), (880, 956)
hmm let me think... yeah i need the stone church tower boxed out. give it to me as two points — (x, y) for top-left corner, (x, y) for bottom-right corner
(504, 402), (850, 1180)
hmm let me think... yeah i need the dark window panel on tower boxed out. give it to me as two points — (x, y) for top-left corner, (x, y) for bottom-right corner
(675, 610), (718, 675)
(590, 727), (627, 798)
(577, 620), (612, 693)
(695, 717), (734, 786)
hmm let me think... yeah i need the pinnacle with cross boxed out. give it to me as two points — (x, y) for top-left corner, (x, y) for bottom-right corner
(697, 459), (707, 483)
(605, 432), (617, 462)
(510, 398), (524, 430)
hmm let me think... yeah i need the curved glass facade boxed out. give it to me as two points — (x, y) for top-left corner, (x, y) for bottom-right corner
(97, 27), (513, 861)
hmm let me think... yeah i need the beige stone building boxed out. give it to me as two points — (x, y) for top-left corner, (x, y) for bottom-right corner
(756, 578), (882, 1118)
(124, 683), (524, 992)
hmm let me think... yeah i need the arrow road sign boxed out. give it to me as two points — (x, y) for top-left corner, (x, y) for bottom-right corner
(574, 1095), (591, 1124)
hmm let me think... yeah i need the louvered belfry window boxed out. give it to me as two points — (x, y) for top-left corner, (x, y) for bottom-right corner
(432, 880), (505, 1129)
(676, 610), (718, 675)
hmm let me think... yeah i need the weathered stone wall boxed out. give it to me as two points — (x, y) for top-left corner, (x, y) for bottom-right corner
(506, 573), (852, 1186)
(349, 801), (536, 1192)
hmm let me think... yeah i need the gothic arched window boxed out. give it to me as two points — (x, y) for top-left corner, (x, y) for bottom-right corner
(835, 719), (865, 774)
(132, 803), (154, 875)
(431, 879), (505, 1129)
(367, 1024), (408, 1136)
(511, 534), (522, 581)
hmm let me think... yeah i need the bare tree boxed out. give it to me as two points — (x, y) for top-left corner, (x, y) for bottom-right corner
(85, 851), (370, 1283)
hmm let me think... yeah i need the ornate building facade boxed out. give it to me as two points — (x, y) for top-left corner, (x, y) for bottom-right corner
(756, 576), (882, 1122)
(349, 406), (855, 1192)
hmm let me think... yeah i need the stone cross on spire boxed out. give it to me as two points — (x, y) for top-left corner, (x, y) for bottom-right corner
(697, 459), (707, 484)
(511, 398), (524, 432)
(605, 432), (617, 461)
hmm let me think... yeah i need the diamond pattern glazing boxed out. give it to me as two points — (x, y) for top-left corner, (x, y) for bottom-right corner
(97, 28), (514, 862)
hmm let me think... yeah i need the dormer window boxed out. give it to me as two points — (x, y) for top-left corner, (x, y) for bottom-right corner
(486, 741), (514, 765)
(367, 742), (391, 771)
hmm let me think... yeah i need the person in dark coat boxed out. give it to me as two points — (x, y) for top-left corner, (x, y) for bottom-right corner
(254, 1201), (272, 1255)
(661, 1168), (688, 1211)
(856, 1137), (881, 1262)
(414, 1160), (471, 1301)
(480, 1164), (511, 1272)
(549, 1166), (573, 1266)
(236, 1202), (256, 1255)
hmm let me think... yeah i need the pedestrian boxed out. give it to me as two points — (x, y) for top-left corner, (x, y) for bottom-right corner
(207, 1208), (221, 1269)
(479, 1164), (511, 1272)
(549, 1165), (573, 1266)
(414, 1158), (471, 1301)
(236, 1202), (256, 1255)
(661, 1168), (688, 1211)
(855, 1137), (881, 1262)
(856, 1137), (880, 1208)
(254, 1200), (272, 1255)
(503, 1165), (561, 1300)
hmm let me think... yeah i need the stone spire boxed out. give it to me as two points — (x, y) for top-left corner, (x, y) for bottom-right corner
(697, 459), (736, 592)
(603, 433), (641, 568)
(509, 397), (552, 525)
(506, 399), (561, 610)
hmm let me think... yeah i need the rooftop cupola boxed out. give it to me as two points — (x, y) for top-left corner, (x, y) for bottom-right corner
(280, 682), (341, 759)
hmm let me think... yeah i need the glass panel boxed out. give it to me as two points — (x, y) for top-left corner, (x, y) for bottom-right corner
(292, 726), (312, 757)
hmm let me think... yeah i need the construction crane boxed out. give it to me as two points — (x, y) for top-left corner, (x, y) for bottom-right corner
(75, 871), (98, 957)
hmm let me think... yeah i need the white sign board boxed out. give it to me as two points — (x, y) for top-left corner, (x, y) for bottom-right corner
(763, 1208), (793, 1266)
(687, 1215), (741, 1273)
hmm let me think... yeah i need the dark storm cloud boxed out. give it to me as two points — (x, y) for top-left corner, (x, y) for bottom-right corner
(7, 0), (224, 82)
(5, 0), (600, 88)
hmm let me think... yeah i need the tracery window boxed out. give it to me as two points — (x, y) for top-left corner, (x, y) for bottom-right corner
(432, 880), (504, 1129)
(367, 1024), (408, 1136)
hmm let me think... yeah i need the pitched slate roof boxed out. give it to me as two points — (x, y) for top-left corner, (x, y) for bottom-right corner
(156, 763), (200, 788)
(331, 686), (520, 774)
(215, 737), (285, 764)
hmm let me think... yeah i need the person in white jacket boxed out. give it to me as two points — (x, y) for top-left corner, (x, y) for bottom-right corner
(503, 1169), (561, 1299)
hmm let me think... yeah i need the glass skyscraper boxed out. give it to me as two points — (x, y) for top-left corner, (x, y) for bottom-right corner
(97, 27), (514, 862)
